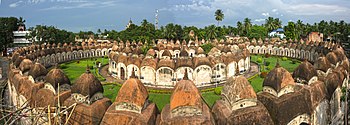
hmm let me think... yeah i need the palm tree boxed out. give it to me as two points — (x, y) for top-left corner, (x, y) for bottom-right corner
(163, 23), (177, 40)
(237, 21), (243, 36)
(273, 18), (282, 29)
(243, 18), (252, 35)
(17, 17), (26, 30)
(296, 20), (304, 38)
(206, 25), (218, 40)
(141, 19), (148, 27)
(264, 17), (275, 32)
(215, 9), (224, 26)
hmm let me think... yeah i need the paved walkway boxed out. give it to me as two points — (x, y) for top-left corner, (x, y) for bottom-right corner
(100, 65), (125, 84)
(99, 62), (259, 86)
(244, 62), (259, 78)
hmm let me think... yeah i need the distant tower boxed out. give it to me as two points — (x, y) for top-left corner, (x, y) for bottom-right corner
(126, 18), (133, 29)
(155, 9), (159, 30)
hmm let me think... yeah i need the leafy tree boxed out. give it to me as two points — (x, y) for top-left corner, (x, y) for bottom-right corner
(237, 21), (243, 36)
(201, 43), (213, 54)
(205, 25), (218, 40)
(264, 17), (281, 32)
(284, 22), (297, 40)
(243, 18), (252, 35)
(0, 17), (19, 55)
(248, 25), (267, 39)
(215, 9), (224, 26)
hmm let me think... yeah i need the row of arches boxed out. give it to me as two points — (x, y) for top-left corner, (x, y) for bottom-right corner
(108, 57), (250, 88)
(248, 45), (320, 62)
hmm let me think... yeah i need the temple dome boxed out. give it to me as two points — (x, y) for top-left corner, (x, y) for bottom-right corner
(162, 49), (172, 57)
(222, 76), (256, 105)
(170, 71), (202, 111)
(45, 68), (71, 89)
(326, 52), (338, 65)
(292, 60), (317, 82)
(115, 76), (148, 109)
(19, 59), (33, 72)
(314, 56), (331, 72)
(71, 69), (103, 97)
(28, 62), (48, 79)
(263, 65), (295, 93)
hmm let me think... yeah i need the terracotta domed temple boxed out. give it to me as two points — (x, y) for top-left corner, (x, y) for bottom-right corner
(3, 37), (349, 124)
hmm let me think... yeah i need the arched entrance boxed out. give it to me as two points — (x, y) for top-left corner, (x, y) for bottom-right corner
(120, 67), (125, 80)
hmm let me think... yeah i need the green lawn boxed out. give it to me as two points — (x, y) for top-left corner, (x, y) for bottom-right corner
(250, 55), (300, 72)
(149, 93), (171, 111)
(103, 84), (120, 102)
(202, 92), (221, 107)
(249, 55), (301, 92)
(60, 55), (300, 111)
(60, 57), (109, 83)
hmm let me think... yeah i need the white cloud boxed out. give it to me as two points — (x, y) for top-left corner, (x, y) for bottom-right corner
(286, 4), (350, 15)
(262, 12), (269, 17)
(9, 1), (23, 8)
(272, 9), (278, 12)
(27, 0), (86, 4)
(40, 1), (117, 10)
(254, 18), (265, 22)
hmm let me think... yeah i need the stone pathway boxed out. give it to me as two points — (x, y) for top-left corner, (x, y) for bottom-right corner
(244, 62), (259, 78)
(99, 65), (125, 84)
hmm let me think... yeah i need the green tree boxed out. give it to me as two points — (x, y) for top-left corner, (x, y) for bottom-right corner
(0, 17), (19, 55)
(215, 9), (224, 26)
(265, 17), (282, 32)
(237, 21), (243, 36)
(284, 22), (297, 40)
(243, 18), (252, 35)
(248, 25), (267, 39)
(205, 25), (218, 40)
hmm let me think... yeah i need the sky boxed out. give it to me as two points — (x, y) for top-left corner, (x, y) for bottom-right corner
(0, 0), (349, 32)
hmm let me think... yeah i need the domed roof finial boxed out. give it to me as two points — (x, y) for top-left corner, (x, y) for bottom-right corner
(86, 65), (91, 73)
(183, 68), (189, 80)
(276, 59), (280, 68)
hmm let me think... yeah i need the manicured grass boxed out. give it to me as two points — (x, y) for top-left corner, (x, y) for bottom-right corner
(60, 57), (109, 83)
(250, 55), (300, 72)
(149, 93), (171, 111)
(103, 84), (121, 102)
(249, 55), (301, 92)
(202, 91), (221, 107)
(248, 76), (264, 92)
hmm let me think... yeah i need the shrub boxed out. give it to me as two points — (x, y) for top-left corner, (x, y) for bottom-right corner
(264, 53), (270, 58)
(60, 64), (68, 69)
(260, 72), (268, 78)
(257, 58), (263, 63)
(148, 89), (172, 94)
(89, 65), (94, 70)
(214, 87), (222, 95)
(265, 61), (271, 66)
(76, 61), (80, 64)
(104, 55), (108, 59)
(291, 59), (298, 64)
(282, 57), (288, 61)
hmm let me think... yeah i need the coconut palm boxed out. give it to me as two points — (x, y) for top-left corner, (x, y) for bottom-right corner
(273, 18), (282, 29)
(215, 9), (224, 26)
(264, 17), (275, 32)
(243, 18), (252, 35)
(205, 25), (218, 40)
(237, 21), (243, 36)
